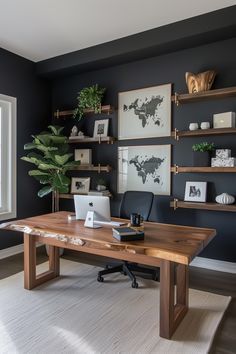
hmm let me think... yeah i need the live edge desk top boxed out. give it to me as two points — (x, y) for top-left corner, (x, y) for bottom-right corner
(2, 211), (216, 339)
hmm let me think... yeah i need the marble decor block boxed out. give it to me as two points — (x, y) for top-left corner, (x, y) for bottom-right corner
(215, 149), (231, 158)
(211, 157), (236, 167)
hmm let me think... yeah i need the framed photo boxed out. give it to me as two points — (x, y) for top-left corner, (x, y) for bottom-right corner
(93, 119), (109, 138)
(74, 149), (92, 165)
(184, 181), (207, 202)
(118, 83), (171, 140)
(118, 144), (171, 195)
(71, 177), (90, 194)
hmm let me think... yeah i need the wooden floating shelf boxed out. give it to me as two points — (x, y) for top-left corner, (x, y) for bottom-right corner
(171, 166), (236, 174)
(170, 199), (236, 212)
(69, 164), (111, 173)
(171, 86), (236, 105)
(54, 105), (113, 118)
(59, 193), (112, 199)
(171, 127), (236, 140)
(68, 136), (115, 144)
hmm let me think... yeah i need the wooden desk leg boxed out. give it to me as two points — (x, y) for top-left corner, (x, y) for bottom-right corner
(160, 260), (189, 339)
(24, 233), (60, 290)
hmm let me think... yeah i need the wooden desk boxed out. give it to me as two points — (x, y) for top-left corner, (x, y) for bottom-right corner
(2, 211), (216, 339)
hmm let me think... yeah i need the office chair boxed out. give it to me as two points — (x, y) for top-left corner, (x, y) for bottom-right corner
(97, 191), (159, 288)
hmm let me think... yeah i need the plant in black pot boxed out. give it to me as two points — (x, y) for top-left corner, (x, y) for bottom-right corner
(192, 142), (215, 167)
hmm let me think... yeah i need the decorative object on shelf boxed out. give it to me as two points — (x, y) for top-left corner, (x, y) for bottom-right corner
(211, 157), (236, 167)
(118, 83), (171, 140)
(70, 125), (78, 137)
(213, 112), (235, 128)
(21, 125), (80, 212)
(200, 122), (210, 130)
(69, 130), (87, 140)
(73, 84), (106, 121)
(211, 148), (235, 167)
(215, 193), (235, 205)
(184, 181), (207, 203)
(118, 144), (171, 195)
(93, 119), (109, 138)
(74, 149), (92, 165)
(185, 70), (216, 93)
(71, 177), (90, 194)
(95, 177), (107, 192)
(192, 142), (215, 167)
(189, 123), (199, 131)
(216, 149), (231, 158)
(88, 190), (110, 196)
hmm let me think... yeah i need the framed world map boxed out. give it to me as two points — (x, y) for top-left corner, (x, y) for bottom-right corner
(118, 83), (172, 140)
(118, 144), (171, 195)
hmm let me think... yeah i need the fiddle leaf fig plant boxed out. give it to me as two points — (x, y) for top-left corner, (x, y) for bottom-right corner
(21, 125), (80, 197)
(73, 84), (106, 120)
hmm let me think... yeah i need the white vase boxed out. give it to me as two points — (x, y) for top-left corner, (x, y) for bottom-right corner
(189, 123), (199, 131)
(215, 193), (235, 205)
(200, 122), (210, 130)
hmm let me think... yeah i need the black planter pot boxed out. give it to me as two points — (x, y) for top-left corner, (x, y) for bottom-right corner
(193, 151), (210, 167)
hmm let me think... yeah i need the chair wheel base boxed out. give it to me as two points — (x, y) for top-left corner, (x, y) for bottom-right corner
(97, 275), (104, 282)
(131, 281), (138, 288)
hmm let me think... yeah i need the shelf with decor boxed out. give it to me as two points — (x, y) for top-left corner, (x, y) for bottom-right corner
(171, 165), (236, 174)
(171, 127), (236, 140)
(59, 192), (112, 200)
(171, 86), (236, 106)
(68, 136), (115, 144)
(54, 105), (113, 119)
(69, 164), (111, 173)
(170, 199), (236, 212)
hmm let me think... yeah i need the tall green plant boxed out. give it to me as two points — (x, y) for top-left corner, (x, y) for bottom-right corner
(21, 125), (80, 197)
(73, 84), (106, 120)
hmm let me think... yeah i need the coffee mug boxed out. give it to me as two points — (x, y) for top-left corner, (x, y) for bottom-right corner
(130, 213), (142, 226)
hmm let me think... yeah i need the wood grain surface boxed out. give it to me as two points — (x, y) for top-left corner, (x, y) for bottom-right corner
(3, 211), (216, 266)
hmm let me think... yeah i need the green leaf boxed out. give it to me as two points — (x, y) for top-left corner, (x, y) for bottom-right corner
(24, 142), (37, 150)
(63, 160), (81, 169)
(48, 125), (64, 136)
(35, 145), (58, 153)
(50, 135), (67, 144)
(38, 163), (60, 170)
(28, 170), (50, 176)
(54, 153), (73, 166)
(38, 185), (53, 198)
(33, 174), (51, 184)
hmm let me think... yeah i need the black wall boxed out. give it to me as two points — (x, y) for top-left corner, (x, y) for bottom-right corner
(0, 48), (51, 249)
(51, 37), (236, 262)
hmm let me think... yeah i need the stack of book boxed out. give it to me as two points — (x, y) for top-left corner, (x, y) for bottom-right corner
(88, 190), (110, 196)
(112, 226), (144, 241)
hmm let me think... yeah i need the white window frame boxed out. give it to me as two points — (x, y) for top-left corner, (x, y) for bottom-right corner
(0, 94), (17, 221)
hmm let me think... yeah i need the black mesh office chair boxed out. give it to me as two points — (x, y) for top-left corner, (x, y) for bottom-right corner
(97, 191), (159, 288)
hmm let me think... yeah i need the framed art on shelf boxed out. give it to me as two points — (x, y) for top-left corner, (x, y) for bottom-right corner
(71, 177), (90, 194)
(74, 149), (92, 165)
(118, 83), (172, 140)
(118, 144), (171, 195)
(93, 119), (109, 138)
(184, 181), (207, 202)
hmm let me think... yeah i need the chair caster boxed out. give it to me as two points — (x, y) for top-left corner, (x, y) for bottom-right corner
(97, 275), (104, 282)
(131, 281), (138, 288)
(152, 273), (159, 281)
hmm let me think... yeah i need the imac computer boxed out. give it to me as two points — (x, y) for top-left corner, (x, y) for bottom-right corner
(74, 195), (110, 220)
(73, 195), (125, 228)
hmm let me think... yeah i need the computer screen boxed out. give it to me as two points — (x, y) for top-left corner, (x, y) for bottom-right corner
(74, 195), (111, 222)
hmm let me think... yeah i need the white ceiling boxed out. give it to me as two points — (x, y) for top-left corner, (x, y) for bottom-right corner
(0, 0), (236, 62)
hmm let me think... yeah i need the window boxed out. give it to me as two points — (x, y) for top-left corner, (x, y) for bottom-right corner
(0, 94), (16, 220)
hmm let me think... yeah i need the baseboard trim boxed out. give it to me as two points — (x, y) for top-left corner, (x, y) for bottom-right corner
(0, 244), (235, 273)
(190, 257), (236, 274)
(0, 243), (42, 260)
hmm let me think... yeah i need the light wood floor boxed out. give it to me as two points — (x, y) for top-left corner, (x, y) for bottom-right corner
(0, 247), (235, 354)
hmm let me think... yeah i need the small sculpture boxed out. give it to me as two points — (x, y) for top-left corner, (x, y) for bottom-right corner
(77, 131), (85, 139)
(215, 193), (235, 205)
(189, 123), (199, 131)
(185, 70), (216, 94)
(200, 122), (210, 130)
(70, 125), (78, 137)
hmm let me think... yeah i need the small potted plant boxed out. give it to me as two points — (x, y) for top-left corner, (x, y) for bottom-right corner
(192, 142), (215, 166)
(73, 84), (106, 121)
